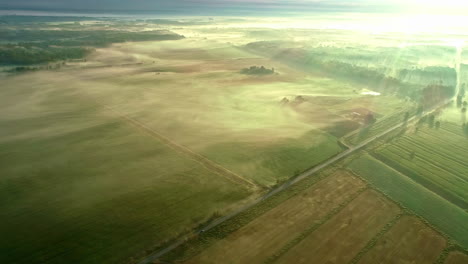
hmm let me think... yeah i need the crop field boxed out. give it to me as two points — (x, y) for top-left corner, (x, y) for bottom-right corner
(445, 251), (468, 264)
(372, 122), (468, 209)
(0, 23), (413, 263)
(0, 72), (253, 264)
(186, 170), (366, 264)
(348, 154), (468, 249)
(357, 216), (446, 264)
(180, 168), (459, 264)
(274, 189), (400, 264)
(2, 37), (402, 187)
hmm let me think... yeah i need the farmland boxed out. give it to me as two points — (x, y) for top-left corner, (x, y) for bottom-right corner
(1, 13), (468, 264)
(186, 170), (366, 264)
(0, 72), (253, 264)
(348, 154), (468, 249)
(273, 189), (400, 264)
(0, 16), (399, 264)
(372, 122), (468, 209)
(178, 168), (458, 264)
(357, 216), (446, 264)
(445, 251), (468, 264)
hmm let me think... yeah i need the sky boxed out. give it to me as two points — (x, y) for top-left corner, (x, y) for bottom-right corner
(1, 0), (467, 15)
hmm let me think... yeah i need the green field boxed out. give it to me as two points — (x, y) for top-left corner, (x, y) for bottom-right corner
(0, 76), (252, 264)
(202, 130), (342, 186)
(348, 154), (468, 249)
(373, 122), (468, 209)
(0, 27), (356, 263)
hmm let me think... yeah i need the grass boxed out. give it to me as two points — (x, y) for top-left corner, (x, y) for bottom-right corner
(202, 130), (343, 186)
(0, 37), (355, 264)
(0, 84), (251, 264)
(348, 154), (468, 249)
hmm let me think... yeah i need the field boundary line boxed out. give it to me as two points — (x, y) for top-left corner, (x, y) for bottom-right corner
(99, 103), (260, 190)
(349, 154), (468, 251)
(348, 212), (404, 264)
(369, 151), (468, 210)
(434, 245), (455, 264)
(263, 186), (368, 264)
(435, 247), (468, 264)
(137, 100), (452, 264)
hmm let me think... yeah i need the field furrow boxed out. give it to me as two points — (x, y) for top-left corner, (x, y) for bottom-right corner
(274, 189), (400, 264)
(357, 216), (446, 264)
(185, 171), (366, 264)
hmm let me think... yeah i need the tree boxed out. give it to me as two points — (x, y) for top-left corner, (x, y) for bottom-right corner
(416, 105), (424, 115)
(403, 112), (410, 122)
(364, 113), (376, 125)
(460, 84), (466, 97)
(428, 114), (435, 128)
(457, 95), (463, 107)
(463, 123), (468, 136)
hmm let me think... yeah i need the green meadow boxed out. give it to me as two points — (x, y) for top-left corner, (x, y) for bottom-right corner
(0, 73), (252, 263)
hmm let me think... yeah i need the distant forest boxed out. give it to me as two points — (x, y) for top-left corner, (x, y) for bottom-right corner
(245, 41), (457, 102)
(0, 16), (184, 65)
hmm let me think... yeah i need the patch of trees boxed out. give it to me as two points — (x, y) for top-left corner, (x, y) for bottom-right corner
(420, 82), (455, 108)
(418, 114), (442, 129)
(0, 29), (184, 46)
(0, 28), (184, 65)
(240, 66), (275, 75)
(244, 42), (457, 102)
(457, 84), (466, 109)
(0, 45), (91, 65)
(364, 113), (377, 125)
(398, 66), (457, 87)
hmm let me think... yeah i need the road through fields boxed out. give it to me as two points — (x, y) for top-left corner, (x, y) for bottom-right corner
(138, 100), (451, 264)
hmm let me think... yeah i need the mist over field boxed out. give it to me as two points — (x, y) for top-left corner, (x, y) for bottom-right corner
(1, 1), (468, 264)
